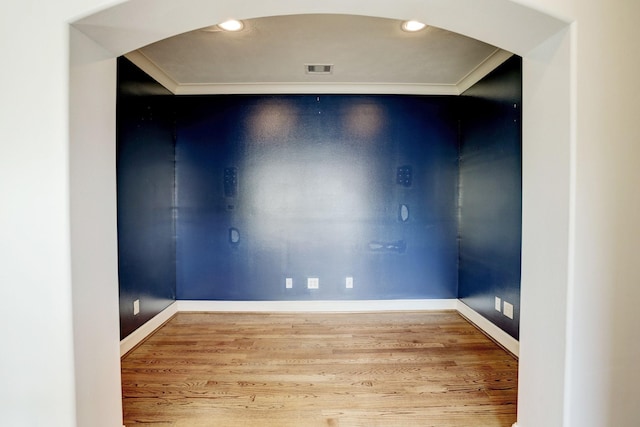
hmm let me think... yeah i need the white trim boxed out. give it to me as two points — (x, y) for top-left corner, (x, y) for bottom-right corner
(124, 50), (462, 95)
(120, 299), (521, 359)
(124, 51), (460, 96)
(456, 300), (520, 357)
(177, 298), (458, 312)
(119, 301), (178, 357)
(124, 49), (513, 97)
(456, 49), (514, 94)
(173, 82), (460, 96)
(124, 50), (180, 94)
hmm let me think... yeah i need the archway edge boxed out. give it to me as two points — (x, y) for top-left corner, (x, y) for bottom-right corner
(69, 1), (574, 427)
(72, 0), (569, 57)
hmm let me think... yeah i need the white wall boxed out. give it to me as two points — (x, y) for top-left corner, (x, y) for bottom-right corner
(69, 27), (122, 426)
(1, 2), (122, 426)
(1, 0), (639, 426)
(519, 26), (573, 426)
(520, 1), (640, 425)
(562, 1), (640, 425)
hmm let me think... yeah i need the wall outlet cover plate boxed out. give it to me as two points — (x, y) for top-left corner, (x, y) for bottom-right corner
(503, 301), (514, 319)
(307, 277), (319, 289)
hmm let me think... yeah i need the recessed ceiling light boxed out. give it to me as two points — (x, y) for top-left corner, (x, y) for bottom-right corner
(401, 20), (426, 32)
(218, 19), (244, 32)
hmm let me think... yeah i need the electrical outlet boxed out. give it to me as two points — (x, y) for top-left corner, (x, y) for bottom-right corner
(285, 278), (293, 289)
(307, 277), (319, 289)
(133, 299), (140, 316)
(503, 301), (514, 319)
(495, 297), (501, 312)
(346, 276), (353, 289)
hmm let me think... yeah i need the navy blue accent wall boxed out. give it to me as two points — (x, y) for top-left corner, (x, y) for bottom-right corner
(458, 56), (522, 339)
(116, 58), (522, 339)
(175, 95), (460, 300)
(117, 57), (176, 339)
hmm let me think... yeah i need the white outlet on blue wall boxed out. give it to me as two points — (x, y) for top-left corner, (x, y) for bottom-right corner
(346, 276), (353, 289)
(495, 296), (501, 312)
(285, 278), (293, 289)
(133, 299), (140, 315)
(307, 277), (319, 289)
(503, 301), (514, 319)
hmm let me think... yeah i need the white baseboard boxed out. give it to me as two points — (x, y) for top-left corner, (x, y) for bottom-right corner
(456, 300), (520, 357)
(177, 299), (458, 313)
(119, 301), (178, 356)
(120, 299), (520, 359)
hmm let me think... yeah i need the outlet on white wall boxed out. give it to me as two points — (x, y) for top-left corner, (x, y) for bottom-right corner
(495, 296), (502, 312)
(133, 299), (140, 315)
(285, 278), (293, 289)
(503, 301), (514, 319)
(307, 277), (319, 289)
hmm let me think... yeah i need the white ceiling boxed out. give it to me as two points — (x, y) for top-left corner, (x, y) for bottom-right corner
(126, 14), (513, 96)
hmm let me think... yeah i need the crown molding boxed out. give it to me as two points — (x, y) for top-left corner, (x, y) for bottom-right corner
(173, 82), (460, 95)
(125, 49), (513, 96)
(124, 50), (180, 94)
(456, 49), (514, 94)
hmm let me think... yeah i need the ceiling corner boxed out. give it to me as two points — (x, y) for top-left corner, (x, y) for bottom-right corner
(125, 51), (180, 94)
(456, 49), (513, 94)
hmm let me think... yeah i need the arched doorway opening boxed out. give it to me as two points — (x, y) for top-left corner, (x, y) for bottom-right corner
(69, 2), (572, 426)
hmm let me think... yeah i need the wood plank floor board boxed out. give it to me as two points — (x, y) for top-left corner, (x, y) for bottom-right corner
(122, 311), (517, 426)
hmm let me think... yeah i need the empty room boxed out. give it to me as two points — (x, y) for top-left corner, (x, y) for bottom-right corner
(9, 1), (640, 427)
(116, 14), (521, 426)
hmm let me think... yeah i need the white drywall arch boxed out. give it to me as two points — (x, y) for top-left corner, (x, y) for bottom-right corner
(69, 1), (573, 426)
(73, 0), (568, 58)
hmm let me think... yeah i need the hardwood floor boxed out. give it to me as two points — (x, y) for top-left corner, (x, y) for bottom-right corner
(121, 311), (518, 426)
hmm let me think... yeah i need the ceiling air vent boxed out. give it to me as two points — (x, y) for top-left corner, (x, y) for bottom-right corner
(306, 64), (333, 75)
